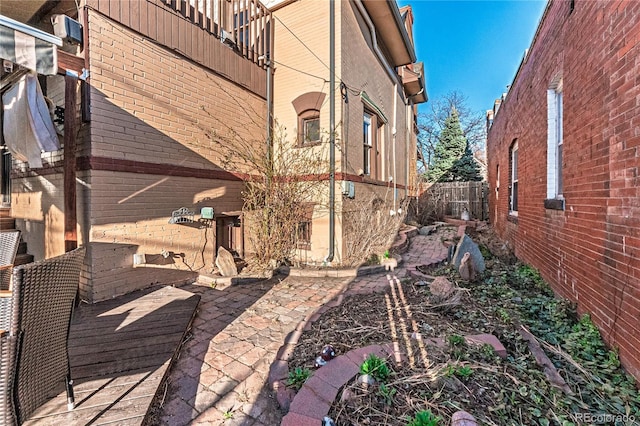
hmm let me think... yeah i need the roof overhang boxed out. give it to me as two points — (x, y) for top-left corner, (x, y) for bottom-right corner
(361, 0), (416, 67)
(0, 0), (51, 25)
(400, 62), (427, 104)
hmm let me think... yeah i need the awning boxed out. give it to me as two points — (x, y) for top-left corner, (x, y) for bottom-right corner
(0, 15), (62, 76)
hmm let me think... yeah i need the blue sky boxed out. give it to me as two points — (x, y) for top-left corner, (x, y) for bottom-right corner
(399, 0), (547, 114)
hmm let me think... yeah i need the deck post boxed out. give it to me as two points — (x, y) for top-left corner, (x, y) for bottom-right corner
(64, 74), (78, 252)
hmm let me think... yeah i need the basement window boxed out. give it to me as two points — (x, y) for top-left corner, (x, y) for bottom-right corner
(295, 203), (314, 250)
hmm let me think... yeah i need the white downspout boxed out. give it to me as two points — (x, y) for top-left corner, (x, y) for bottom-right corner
(405, 100), (411, 199)
(392, 84), (397, 213)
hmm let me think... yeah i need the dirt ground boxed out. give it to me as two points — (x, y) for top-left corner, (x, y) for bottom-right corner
(286, 225), (640, 426)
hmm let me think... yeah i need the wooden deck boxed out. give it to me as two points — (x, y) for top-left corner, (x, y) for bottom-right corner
(24, 285), (200, 425)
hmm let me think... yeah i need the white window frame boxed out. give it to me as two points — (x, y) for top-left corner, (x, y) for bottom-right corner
(363, 113), (373, 175)
(509, 140), (518, 215)
(547, 78), (563, 199)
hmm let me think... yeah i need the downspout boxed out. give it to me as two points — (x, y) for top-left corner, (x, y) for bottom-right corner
(266, 54), (273, 166)
(354, 0), (396, 83)
(327, 0), (336, 263)
(405, 100), (411, 199)
(392, 84), (397, 213)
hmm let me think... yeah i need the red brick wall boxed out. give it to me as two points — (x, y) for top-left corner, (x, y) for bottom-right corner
(487, 0), (640, 380)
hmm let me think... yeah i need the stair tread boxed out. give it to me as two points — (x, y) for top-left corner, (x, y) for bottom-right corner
(14, 253), (34, 266)
(17, 242), (27, 255)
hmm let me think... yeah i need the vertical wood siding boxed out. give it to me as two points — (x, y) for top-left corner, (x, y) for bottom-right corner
(85, 0), (272, 98)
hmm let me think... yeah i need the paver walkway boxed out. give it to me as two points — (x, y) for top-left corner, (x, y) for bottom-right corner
(157, 229), (453, 425)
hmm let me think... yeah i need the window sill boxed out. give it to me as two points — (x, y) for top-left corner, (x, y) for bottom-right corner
(507, 214), (519, 224)
(544, 198), (565, 210)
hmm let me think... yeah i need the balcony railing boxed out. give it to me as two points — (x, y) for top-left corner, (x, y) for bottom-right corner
(164, 0), (273, 68)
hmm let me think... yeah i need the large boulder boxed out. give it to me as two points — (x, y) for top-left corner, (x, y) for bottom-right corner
(215, 246), (238, 276)
(452, 234), (485, 274)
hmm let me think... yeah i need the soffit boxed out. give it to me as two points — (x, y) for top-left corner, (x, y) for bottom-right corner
(0, 1), (52, 25)
(361, 0), (416, 67)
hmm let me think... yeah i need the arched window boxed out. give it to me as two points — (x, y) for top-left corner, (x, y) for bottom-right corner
(292, 92), (325, 145)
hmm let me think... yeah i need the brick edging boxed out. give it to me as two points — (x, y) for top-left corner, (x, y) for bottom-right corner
(279, 344), (398, 425)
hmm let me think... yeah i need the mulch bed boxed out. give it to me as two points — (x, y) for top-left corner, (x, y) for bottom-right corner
(286, 226), (640, 426)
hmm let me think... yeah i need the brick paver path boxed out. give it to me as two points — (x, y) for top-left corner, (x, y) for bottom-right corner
(157, 229), (452, 425)
(158, 276), (352, 425)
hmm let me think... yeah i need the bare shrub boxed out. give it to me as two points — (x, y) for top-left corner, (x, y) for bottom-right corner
(207, 119), (328, 269)
(342, 196), (409, 267)
(407, 183), (446, 226)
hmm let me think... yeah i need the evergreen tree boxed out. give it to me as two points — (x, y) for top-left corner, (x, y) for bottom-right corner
(426, 108), (467, 182)
(450, 140), (483, 181)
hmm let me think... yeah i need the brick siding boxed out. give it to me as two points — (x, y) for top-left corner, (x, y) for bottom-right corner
(83, 11), (266, 301)
(487, 0), (640, 380)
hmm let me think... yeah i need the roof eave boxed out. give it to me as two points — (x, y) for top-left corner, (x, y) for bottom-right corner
(362, 0), (417, 67)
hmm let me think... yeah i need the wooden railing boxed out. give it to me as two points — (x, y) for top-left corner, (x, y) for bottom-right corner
(163, 0), (273, 68)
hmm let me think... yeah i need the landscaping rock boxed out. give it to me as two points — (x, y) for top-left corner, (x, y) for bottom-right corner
(452, 234), (485, 274)
(458, 252), (477, 281)
(419, 225), (436, 235)
(429, 276), (454, 298)
(357, 374), (375, 388)
(451, 410), (477, 425)
(215, 246), (238, 276)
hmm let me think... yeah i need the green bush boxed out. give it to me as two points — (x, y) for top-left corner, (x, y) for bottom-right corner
(286, 367), (311, 390)
(406, 410), (441, 426)
(360, 354), (390, 383)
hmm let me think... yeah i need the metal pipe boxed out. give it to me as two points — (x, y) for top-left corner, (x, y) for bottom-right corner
(327, 0), (335, 263)
(392, 83), (397, 213)
(266, 53), (272, 164)
(405, 100), (411, 199)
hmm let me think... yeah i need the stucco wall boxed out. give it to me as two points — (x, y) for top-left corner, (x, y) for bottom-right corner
(486, 0), (640, 380)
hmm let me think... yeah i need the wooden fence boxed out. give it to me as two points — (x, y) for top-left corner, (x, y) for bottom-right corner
(426, 181), (488, 221)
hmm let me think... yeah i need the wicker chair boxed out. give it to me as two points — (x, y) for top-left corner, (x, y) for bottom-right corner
(0, 247), (85, 425)
(0, 231), (21, 291)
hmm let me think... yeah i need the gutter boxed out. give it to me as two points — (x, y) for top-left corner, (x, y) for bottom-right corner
(353, 0), (398, 84)
(385, 0), (416, 64)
